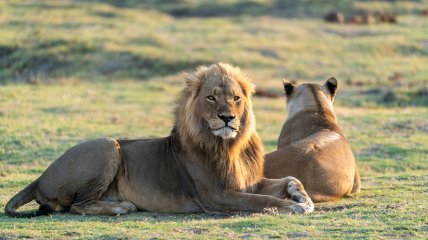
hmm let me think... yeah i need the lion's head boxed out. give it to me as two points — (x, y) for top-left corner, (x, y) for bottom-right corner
(174, 63), (263, 190)
(282, 77), (338, 120)
(174, 63), (256, 147)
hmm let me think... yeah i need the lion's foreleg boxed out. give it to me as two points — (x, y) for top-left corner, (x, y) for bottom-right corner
(201, 190), (312, 214)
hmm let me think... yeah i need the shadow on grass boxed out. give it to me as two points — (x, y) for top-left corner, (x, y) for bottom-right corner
(316, 203), (367, 212)
(1, 40), (90, 83)
(0, 46), (68, 83)
(339, 85), (428, 108)
(14, 0), (426, 20)
(76, 0), (356, 19)
(0, 211), (242, 223)
(0, 40), (211, 84)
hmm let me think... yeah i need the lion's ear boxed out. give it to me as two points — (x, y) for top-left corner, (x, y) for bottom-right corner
(283, 79), (295, 96)
(324, 77), (338, 98)
(183, 72), (202, 93)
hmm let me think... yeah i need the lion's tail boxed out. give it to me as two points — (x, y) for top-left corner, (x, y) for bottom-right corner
(5, 179), (51, 218)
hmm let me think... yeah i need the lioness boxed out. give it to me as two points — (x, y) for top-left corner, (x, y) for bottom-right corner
(6, 63), (313, 217)
(264, 78), (360, 202)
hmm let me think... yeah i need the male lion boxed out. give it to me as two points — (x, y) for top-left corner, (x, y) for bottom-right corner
(264, 78), (361, 202)
(6, 63), (314, 217)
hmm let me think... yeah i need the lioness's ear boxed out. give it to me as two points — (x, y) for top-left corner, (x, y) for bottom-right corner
(324, 77), (338, 98)
(283, 79), (295, 96)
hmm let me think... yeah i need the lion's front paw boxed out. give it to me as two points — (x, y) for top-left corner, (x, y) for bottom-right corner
(290, 202), (314, 214)
(277, 200), (314, 214)
(286, 178), (311, 203)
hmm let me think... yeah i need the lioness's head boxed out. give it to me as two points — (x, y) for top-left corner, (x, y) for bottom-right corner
(282, 77), (338, 120)
(175, 63), (256, 144)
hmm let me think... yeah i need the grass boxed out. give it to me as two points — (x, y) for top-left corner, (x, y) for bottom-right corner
(1, 0), (428, 239)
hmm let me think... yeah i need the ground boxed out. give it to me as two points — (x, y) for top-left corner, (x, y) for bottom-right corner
(0, 0), (427, 239)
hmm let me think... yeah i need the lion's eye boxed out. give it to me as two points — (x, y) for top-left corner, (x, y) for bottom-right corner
(233, 96), (240, 102)
(207, 95), (216, 101)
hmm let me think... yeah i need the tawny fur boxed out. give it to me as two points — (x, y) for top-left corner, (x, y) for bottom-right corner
(5, 63), (314, 217)
(264, 78), (361, 203)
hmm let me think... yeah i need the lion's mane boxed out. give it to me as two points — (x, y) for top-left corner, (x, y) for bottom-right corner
(173, 63), (264, 191)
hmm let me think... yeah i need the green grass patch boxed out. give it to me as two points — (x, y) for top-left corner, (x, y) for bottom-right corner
(1, 0), (427, 239)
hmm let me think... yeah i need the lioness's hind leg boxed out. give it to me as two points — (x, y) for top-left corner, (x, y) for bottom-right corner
(309, 194), (340, 203)
(71, 201), (137, 216)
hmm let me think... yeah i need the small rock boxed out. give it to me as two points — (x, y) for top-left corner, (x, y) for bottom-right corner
(375, 12), (398, 24)
(348, 15), (363, 24)
(324, 11), (345, 23)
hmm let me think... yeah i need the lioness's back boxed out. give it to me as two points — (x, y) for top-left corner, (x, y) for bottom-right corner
(264, 78), (360, 202)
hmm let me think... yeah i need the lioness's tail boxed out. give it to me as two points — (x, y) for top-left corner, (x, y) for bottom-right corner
(5, 179), (51, 218)
(351, 166), (361, 193)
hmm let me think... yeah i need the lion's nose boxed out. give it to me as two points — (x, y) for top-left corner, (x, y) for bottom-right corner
(218, 114), (235, 123)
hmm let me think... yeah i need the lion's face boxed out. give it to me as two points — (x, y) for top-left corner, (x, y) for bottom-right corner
(198, 76), (246, 139)
(177, 63), (255, 142)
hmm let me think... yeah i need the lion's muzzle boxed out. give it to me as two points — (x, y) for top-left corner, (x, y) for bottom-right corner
(212, 126), (237, 139)
(207, 115), (239, 139)
(218, 114), (235, 123)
